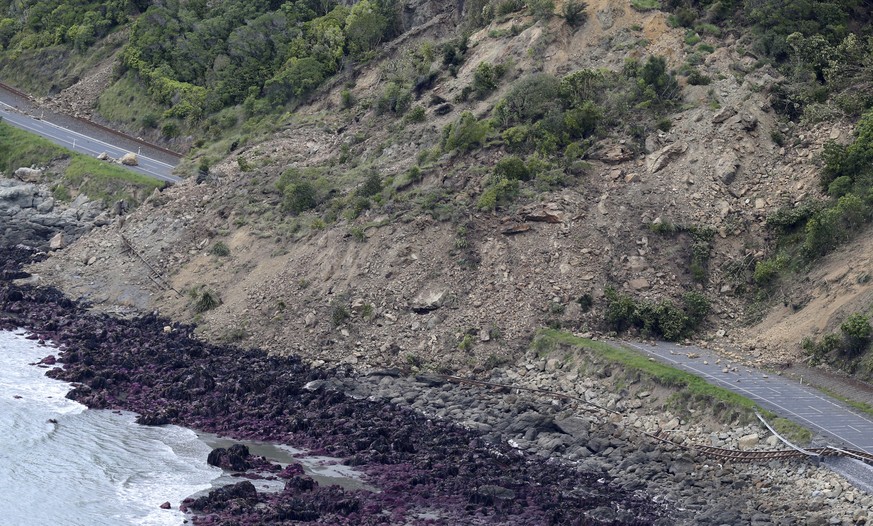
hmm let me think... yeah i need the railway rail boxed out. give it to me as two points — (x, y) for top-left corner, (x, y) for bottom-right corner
(426, 374), (873, 466)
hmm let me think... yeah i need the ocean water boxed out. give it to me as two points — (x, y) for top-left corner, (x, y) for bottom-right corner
(0, 330), (222, 526)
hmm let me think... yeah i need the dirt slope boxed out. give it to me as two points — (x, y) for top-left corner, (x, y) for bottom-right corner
(28, 2), (839, 372)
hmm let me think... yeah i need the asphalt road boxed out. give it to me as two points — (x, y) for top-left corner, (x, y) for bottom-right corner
(620, 340), (873, 453)
(0, 101), (180, 183)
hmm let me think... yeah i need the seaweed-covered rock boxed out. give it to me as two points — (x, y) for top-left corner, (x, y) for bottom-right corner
(207, 444), (252, 471)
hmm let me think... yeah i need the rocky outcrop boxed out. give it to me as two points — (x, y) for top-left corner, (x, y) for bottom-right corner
(0, 178), (107, 249)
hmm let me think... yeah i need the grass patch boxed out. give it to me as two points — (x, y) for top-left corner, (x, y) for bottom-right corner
(630, 0), (660, 11)
(95, 73), (167, 133)
(815, 385), (873, 418)
(534, 329), (760, 412)
(66, 156), (163, 203)
(0, 119), (68, 172)
(771, 417), (813, 445)
(0, 120), (163, 204)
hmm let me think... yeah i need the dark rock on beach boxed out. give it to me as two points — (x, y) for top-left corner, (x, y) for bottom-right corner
(207, 444), (252, 471)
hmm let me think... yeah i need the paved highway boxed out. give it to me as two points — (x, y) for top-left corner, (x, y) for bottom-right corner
(621, 340), (873, 452)
(0, 101), (180, 183)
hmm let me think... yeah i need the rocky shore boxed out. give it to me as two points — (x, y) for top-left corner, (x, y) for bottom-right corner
(2, 245), (871, 525)
(0, 177), (112, 250)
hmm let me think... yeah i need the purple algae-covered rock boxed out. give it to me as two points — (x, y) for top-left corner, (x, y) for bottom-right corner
(207, 444), (252, 471)
(188, 480), (258, 512)
(277, 463), (305, 479)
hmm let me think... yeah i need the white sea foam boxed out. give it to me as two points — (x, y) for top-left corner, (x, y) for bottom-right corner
(0, 330), (222, 526)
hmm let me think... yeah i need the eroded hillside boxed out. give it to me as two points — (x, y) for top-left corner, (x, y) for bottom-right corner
(25, 0), (850, 374)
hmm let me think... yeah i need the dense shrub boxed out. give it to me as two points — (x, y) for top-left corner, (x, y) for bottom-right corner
(493, 156), (531, 181)
(841, 313), (872, 355)
(472, 61), (509, 98)
(527, 0), (555, 19)
(804, 312), (873, 366)
(477, 178), (519, 211)
(193, 289), (221, 313)
(376, 82), (413, 115)
(491, 59), (677, 160)
(802, 194), (869, 258)
(562, 0), (588, 27)
(443, 111), (490, 152)
(210, 242), (231, 257)
(603, 287), (709, 341)
(277, 168), (319, 215)
(753, 255), (787, 286)
(357, 172), (382, 197)
(494, 74), (562, 126)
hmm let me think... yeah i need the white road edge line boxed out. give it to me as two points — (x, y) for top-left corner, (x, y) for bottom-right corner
(0, 100), (175, 168)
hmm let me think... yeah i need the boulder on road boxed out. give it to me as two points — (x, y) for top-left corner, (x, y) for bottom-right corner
(120, 153), (138, 166)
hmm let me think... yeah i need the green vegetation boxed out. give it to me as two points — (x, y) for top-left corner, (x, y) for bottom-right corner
(562, 0), (588, 27)
(276, 167), (324, 215)
(210, 241), (231, 257)
(532, 330), (760, 412)
(630, 0), (660, 12)
(803, 312), (873, 375)
(470, 60), (509, 99)
(754, 110), (873, 288)
(331, 303), (350, 326)
(192, 288), (222, 313)
(0, 0), (404, 138)
(443, 111), (490, 153)
(603, 288), (710, 341)
(771, 417), (813, 445)
(0, 120), (162, 204)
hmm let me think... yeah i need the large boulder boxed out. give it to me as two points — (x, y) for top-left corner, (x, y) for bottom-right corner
(206, 443), (252, 471)
(0, 182), (36, 209)
(647, 141), (688, 173)
(738, 433), (760, 450)
(120, 153), (138, 166)
(715, 153), (740, 185)
(13, 167), (42, 182)
(554, 416), (590, 440)
(410, 286), (447, 313)
(48, 232), (65, 250)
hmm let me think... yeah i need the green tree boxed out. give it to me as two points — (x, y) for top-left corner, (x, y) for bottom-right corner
(841, 313), (871, 355)
(493, 74), (562, 126)
(345, 0), (387, 56)
(265, 57), (326, 103)
(444, 111), (489, 152)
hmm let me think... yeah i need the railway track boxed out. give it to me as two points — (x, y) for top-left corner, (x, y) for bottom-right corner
(427, 374), (873, 466)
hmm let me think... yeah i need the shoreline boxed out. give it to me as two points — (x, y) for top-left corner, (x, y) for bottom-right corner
(0, 245), (664, 525)
(5, 243), (873, 525)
